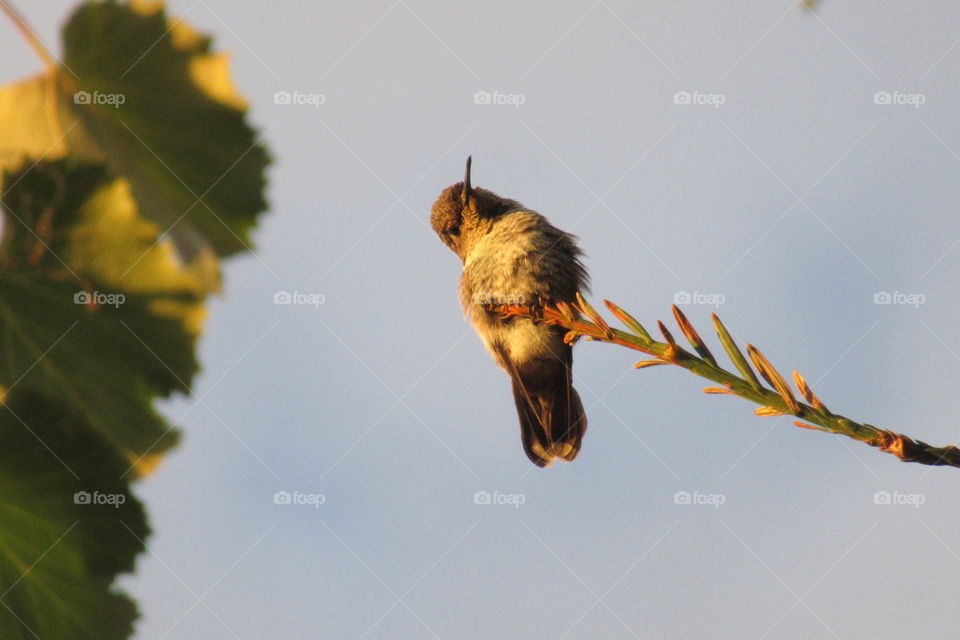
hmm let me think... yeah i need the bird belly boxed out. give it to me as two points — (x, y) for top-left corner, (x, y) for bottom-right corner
(476, 317), (563, 369)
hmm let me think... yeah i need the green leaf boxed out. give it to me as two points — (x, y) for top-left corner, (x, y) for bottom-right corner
(0, 0), (270, 264)
(0, 3), (272, 636)
(1, 158), (211, 327)
(0, 160), (201, 463)
(0, 392), (148, 640)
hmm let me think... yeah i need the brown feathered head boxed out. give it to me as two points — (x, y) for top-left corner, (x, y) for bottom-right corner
(430, 156), (475, 257)
(430, 157), (521, 259)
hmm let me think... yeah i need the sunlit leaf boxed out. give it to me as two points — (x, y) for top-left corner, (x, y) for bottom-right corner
(0, 0), (270, 266)
(0, 160), (201, 460)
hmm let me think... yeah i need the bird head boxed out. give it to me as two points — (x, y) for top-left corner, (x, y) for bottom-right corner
(430, 156), (518, 260)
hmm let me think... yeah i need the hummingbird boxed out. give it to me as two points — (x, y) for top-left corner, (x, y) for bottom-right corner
(430, 157), (589, 467)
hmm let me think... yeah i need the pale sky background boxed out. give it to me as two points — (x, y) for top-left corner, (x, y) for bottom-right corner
(6, 1), (960, 638)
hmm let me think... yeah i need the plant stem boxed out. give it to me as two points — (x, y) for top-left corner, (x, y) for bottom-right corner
(0, 1), (57, 72)
(490, 299), (960, 470)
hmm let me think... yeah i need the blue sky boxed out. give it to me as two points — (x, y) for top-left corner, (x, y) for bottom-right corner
(7, 1), (960, 638)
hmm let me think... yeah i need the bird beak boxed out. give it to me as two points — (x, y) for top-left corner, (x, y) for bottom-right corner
(461, 155), (472, 206)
